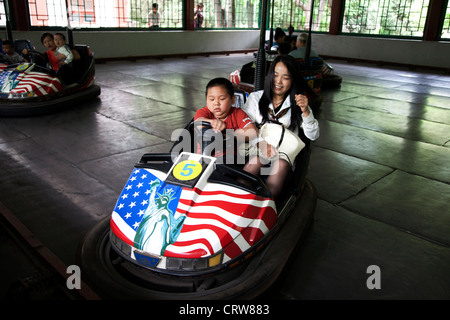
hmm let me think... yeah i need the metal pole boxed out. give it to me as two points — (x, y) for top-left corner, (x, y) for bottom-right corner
(255, 0), (269, 91)
(64, 0), (74, 48)
(4, 0), (13, 41)
(305, 0), (315, 63)
(269, 0), (274, 49)
(289, 0), (293, 28)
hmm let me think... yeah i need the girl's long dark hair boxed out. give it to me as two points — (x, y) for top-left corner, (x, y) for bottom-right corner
(258, 55), (313, 131)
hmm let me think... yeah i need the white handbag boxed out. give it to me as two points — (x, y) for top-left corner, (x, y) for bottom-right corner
(258, 123), (305, 165)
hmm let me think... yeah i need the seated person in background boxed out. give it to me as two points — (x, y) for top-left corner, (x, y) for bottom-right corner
(284, 35), (297, 51)
(0, 40), (27, 64)
(278, 42), (292, 55)
(288, 33), (319, 60)
(194, 77), (259, 158)
(40, 32), (61, 71)
(39, 32), (77, 84)
(270, 28), (286, 51)
(54, 33), (74, 66)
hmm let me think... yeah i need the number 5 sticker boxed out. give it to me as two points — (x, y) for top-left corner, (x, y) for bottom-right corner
(173, 160), (203, 181)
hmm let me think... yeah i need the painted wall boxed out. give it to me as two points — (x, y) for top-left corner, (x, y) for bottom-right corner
(313, 34), (450, 69)
(3, 30), (450, 69)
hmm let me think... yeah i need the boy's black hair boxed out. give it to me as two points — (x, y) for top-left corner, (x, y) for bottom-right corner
(152, 3), (158, 8)
(274, 27), (286, 41)
(40, 32), (54, 44)
(55, 32), (66, 40)
(205, 77), (234, 98)
(1, 39), (13, 46)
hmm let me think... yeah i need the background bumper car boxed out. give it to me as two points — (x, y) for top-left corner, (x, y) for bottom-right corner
(0, 40), (100, 117)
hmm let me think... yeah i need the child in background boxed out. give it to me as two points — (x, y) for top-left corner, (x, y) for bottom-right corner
(54, 33), (73, 66)
(148, 3), (161, 27)
(40, 32), (76, 84)
(0, 40), (26, 64)
(194, 3), (204, 28)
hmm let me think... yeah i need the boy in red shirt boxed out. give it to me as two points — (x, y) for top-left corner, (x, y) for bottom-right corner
(194, 77), (259, 160)
(195, 77), (256, 134)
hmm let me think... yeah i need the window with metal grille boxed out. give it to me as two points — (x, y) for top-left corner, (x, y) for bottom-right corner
(442, 1), (450, 40)
(269, 0), (333, 32)
(28, 0), (184, 28)
(342, 0), (429, 37)
(0, 0), (6, 27)
(193, 0), (260, 29)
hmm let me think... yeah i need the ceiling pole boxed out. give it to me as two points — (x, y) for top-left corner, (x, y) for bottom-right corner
(64, 0), (74, 47)
(255, 0), (269, 91)
(305, 0), (315, 63)
(4, 0), (13, 41)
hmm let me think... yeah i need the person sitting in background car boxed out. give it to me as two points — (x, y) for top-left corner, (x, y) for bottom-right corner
(289, 33), (319, 60)
(0, 40), (27, 64)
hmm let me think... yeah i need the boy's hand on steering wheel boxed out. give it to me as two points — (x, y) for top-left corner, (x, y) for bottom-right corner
(208, 119), (226, 132)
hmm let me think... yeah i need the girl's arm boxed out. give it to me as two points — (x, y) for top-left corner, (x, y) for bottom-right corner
(295, 94), (319, 141)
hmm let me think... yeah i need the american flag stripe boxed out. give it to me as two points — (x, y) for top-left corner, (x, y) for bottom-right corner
(111, 211), (136, 246)
(166, 184), (276, 259)
(179, 198), (276, 221)
(175, 203), (273, 245)
(178, 210), (248, 232)
(181, 187), (274, 203)
(165, 227), (226, 257)
(14, 76), (60, 87)
(11, 72), (62, 96)
(232, 233), (252, 252)
(16, 78), (56, 85)
(223, 236), (247, 261)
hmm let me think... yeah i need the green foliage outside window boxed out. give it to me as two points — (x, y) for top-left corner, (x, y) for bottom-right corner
(442, 2), (450, 39)
(342, 0), (429, 37)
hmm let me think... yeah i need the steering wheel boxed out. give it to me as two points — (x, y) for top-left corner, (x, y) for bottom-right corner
(192, 121), (234, 157)
(23, 49), (48, 67)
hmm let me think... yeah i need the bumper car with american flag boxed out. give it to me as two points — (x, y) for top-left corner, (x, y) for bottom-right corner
(0, 45), (100, 116)
(79, 120), (317, 299)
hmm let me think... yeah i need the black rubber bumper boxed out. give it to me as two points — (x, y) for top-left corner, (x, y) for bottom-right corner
(0, 85), (101, 117)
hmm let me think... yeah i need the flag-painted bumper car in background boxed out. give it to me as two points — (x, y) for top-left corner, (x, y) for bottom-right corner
(0, 44), (100, 117)
(79, 120), (317, 299)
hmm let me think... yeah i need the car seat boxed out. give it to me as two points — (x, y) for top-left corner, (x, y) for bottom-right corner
(13, 39), (34, 55)
(71, 45), (94, 84)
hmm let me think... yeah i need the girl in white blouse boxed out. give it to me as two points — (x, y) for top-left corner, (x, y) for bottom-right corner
(242, 55), (319, 198)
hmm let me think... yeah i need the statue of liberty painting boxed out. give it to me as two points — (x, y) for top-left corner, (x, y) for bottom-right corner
(134, 180), (186, 255)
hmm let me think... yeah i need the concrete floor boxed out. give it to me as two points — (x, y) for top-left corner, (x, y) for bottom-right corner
(0, 53), (449, 300)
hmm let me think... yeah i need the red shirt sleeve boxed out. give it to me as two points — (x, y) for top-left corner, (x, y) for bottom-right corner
(232, 108), (254, 129)
(194, 106), (212, 121)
